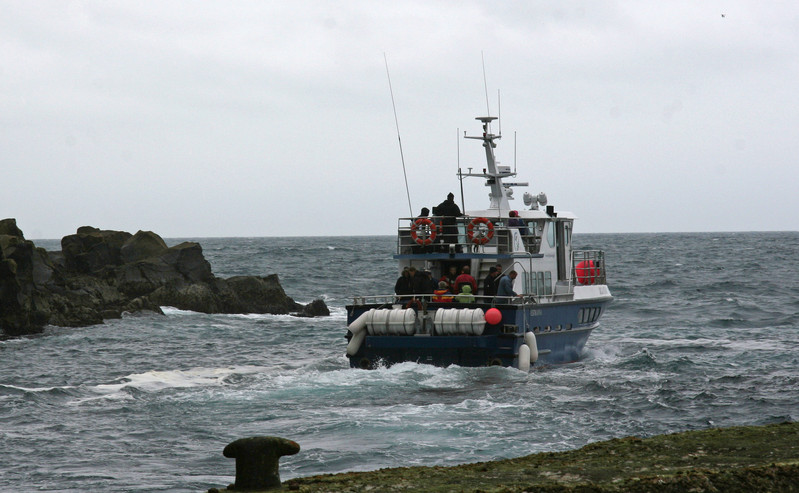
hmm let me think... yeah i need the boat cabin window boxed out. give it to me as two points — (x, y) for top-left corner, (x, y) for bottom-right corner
(546, 220), (556, 248)
(524, 271), (552, 296)
(564, 222), (571, 246)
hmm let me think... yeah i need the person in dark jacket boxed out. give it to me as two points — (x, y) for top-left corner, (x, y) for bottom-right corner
(394, 267), (413, 302)
(440, 265), (458, 293)
(408, 266), (431, 299)
(435, 192), (462, 247)
(482, 267), (500, 297)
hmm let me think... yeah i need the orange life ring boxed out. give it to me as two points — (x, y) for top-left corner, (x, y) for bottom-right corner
(467, 217), (494, 245)
(410, 218), (437, 246)
(405, 299), (423, 311)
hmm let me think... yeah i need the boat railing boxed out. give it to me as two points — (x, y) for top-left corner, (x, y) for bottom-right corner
(350, 294), (537, 307)
(397, 216), (541, 255)
(571, 250), (607, 286)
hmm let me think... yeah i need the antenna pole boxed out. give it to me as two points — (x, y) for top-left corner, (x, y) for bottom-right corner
(457, 127), (465, 212)
(384, 53), (414, 216)
(481, 52), (490, 116)
(498, 90), (501, 136)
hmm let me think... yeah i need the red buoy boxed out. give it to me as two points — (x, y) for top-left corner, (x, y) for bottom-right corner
(485, 308), (502, 325)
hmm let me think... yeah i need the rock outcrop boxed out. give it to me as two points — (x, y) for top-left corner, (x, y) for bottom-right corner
(271, 421), (799, 493)
(0, 219), (329, 336)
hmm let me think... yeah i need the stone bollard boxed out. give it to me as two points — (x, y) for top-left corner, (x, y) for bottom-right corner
(222, 436), (300, 490)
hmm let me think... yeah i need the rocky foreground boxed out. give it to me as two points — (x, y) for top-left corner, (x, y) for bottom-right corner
(217, 421), (799, 493)
(0, 218), (328, 336)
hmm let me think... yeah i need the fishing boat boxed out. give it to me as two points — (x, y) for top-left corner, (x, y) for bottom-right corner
(345, 115), (612, 370)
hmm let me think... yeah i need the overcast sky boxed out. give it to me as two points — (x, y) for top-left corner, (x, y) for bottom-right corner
(2, 1), (797, 239)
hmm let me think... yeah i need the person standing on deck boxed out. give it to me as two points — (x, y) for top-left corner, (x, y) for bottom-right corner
(454, 265), (477, 294)
(433, 281), (454, 302)
(440, 265), (458, 293)
(408, 267), (432, 300)
(394, 267), (413, 302)
(496, 270), (520, 299)
(482, 267), (500, 297)
(454, 284), (475, 303)
(435, 192), (462, 247)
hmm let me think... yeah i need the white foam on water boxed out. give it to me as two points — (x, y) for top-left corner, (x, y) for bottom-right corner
(89, 365), (269, 396)
(328, 306), (347, 320)
(721, 338), (787, 352)
(229, 312), (298, 320)
(160, 307), (299, 321)
(160, 306), (200, 316)
(0, 383), (75, 393)
(610, 336), (728, 349)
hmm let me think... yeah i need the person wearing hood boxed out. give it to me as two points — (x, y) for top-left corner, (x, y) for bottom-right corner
(454, 284), (475, 303)
(432, 281), (454, 302)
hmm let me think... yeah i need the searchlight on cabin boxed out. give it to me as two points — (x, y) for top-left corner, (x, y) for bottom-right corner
(524, 192), (548, 210)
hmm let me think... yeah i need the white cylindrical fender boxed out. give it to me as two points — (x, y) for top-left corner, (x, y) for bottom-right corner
(347, 310), (371, 336)
(524, 331), (539, 363)
(518, 344), (531, 371)
(346, 329), (367, 357)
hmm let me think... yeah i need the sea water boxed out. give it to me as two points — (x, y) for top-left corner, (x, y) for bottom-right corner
(1, 232), (798, 492)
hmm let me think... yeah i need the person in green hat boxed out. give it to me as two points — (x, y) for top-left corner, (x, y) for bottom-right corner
(455, 284), (475, 303)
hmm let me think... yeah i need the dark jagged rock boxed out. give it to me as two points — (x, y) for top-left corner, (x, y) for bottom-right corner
(61, 226), (132, 274)
(0, 219), (329, 336)
(0, 218), (25, 237)
(1, 221), (52, 335)
(295, 298), (331, 318)
(162, 241), (214, 282)
(148, 280), (223, 314)
(120, 230), (168, 264)
(225, 275), (301, 314)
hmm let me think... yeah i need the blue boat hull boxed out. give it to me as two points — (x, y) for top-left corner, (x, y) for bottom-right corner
(345, 299), (609, 369)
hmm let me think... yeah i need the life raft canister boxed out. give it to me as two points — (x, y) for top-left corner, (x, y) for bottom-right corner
(467, 217), (494, 245)
(575, 260), (599, 285)
(410, 218), (437, 246)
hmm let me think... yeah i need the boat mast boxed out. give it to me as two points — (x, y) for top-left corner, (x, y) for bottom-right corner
(464, 116), (510, 211)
